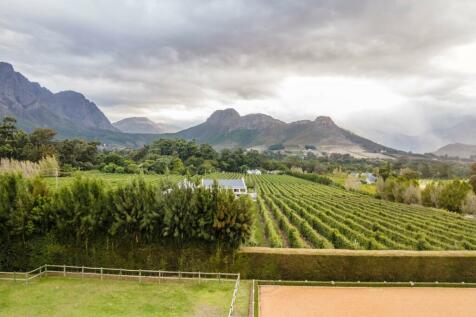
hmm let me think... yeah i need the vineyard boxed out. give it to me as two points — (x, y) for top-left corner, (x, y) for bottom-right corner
(247, 174), (476, 250)
(42, 171), (476, 251)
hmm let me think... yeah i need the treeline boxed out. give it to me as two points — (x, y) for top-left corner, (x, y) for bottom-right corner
(286, 171), (334, 186)
(0, 117), (99, 170)
(0, 173), (253, 270)
(1, 116), (473, 180)
(376, 176), (476, 214)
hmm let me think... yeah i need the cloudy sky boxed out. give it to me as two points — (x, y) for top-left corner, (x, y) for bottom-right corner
(1, 0), (476, 150)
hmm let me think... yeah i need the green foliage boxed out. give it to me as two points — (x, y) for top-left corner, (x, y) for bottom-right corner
(0, 173), (253, 270)
(268, 144), (285, 151)
(52, 177), (108, 248)
(109, 178), (162, 243)
(287, 171), (334, 186)
(249, 174), (476, 250)
(437, 180), (472, 213)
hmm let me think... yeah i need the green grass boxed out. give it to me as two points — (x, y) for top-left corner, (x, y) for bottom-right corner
(0, 277), (242, 317)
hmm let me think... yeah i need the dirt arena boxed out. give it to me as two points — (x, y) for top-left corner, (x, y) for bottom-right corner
(259, 285), (476, 317)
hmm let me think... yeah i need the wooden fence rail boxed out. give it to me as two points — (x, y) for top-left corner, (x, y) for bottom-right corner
(0, 264), (240, 317)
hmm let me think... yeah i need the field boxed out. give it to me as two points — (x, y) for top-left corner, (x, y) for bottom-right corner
(42, 171), (476, 251)
(258, 285), (476, 317)
(249, 174), (476, 250)
(0, 277), (250, 317)
(43, 171), (181, 189)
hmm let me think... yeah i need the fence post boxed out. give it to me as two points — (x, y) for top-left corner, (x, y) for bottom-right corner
(179, 271), (182, 281)
(120, 269), (122, 280)
(158, 271), (161, 284)
(13, 271), (16, 282)
(81, 266), (84, 280)
(100, 267), (103, 281)
(198, 271), (201, 284)
(25, 272), (28, 286)
(139, 269), (142, 283)
(63, 264), (66, 277)
(45, 264), (48, 277)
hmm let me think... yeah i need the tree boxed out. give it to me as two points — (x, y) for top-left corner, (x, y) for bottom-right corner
(169, 157), (185, 174)
(53, 177), (108, 249)
(438, 180), (472, 213)
(109, 178), (162, 244)
(470, 175), (476, 194)
(462, 192), (476, 215)
(403, 184), (421, 205)
(29, 128), (57, 161)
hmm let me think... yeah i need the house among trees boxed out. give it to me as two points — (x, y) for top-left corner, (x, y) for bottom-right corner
(201, 178), (248, 198)
(246, 169), (262, 175)
(363, 172), (377, 184)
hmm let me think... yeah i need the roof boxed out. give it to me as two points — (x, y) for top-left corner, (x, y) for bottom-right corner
(202, 178), (246, 189)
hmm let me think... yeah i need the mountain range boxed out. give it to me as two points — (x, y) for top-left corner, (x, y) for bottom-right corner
(1, 61), (474, 158)
(174, 108), (398, 157)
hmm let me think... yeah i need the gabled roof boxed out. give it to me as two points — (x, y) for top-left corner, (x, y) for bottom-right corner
(202, 178), (246, 189)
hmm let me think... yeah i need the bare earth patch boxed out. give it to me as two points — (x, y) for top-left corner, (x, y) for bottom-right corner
(260, 285), (476, 317)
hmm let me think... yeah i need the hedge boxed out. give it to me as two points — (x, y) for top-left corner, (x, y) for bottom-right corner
(236, 247), (476, 282)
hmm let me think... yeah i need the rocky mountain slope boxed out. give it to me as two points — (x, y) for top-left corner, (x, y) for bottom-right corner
(0, 62), (116, 133)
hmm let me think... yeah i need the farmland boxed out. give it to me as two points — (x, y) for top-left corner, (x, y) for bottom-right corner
(0, 276), (251, 317)
(249, 174), (476, 250)
(42, 171), (476, 251)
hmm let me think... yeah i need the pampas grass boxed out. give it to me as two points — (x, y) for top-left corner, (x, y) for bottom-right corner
(0, 156), (59, 178)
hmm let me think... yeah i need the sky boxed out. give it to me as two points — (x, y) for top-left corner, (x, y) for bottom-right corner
(1, 0), (476, 150)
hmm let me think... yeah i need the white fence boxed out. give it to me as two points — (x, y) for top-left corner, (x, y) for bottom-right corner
(0, 264), (240, 317)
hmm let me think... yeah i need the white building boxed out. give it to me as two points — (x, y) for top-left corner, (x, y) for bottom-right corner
(246, 169), (262, 175)
(201, 178), (248, 198)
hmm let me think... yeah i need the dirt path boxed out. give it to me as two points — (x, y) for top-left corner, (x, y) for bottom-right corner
(259, 285), (476, 317)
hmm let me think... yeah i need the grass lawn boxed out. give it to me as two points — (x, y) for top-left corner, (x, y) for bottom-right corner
(0, 277), (247, 317)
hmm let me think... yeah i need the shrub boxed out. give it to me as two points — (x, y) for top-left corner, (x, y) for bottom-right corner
(462, 192), (476, 215)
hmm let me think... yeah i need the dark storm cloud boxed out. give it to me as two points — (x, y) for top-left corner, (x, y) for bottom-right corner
(1, 0), (476, 130)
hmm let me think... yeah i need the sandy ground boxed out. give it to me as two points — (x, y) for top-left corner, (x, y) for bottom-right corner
(259, 285), (476, 317)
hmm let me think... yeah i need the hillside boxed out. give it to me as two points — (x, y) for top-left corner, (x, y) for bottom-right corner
(0, 62), (116, 133)
(0, 62), (402, 155)
(175, 108), (399, 157)
(434, 143), (476, 159)
(113, 117), (166, 134)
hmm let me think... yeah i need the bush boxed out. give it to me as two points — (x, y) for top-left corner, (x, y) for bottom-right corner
(462, 192), (476, 215)
(438, 180), (472, 213)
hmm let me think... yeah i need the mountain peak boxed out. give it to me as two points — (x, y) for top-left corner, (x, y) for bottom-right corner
(314, 116), (336, 127)
(206, 108), (240, 124)
(0, 62), (14, 75)
(113, 117), (165, 134)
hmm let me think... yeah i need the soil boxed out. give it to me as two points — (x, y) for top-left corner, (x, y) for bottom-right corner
(259, 285), (476, 317)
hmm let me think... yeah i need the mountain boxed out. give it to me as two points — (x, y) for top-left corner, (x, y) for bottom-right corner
(434, 143), (476, 159)
(174, 108), (400, 157)
(113, 117), (167, 134)
(0, 62), (403, 155)
(0, 62), (117, 133)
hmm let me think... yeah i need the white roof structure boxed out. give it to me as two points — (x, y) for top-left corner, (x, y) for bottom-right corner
(201, 178), (247, 190)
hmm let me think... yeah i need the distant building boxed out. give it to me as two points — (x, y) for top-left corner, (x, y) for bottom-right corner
(201, 178), (248, 198)
(363, 173), (377, 184)
(247, 169), (262, 175)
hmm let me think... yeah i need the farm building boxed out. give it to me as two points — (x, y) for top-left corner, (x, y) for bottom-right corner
(247, 169), (262, 175)
(363, 172), (377, 184)
(201, 178), (248, 198)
